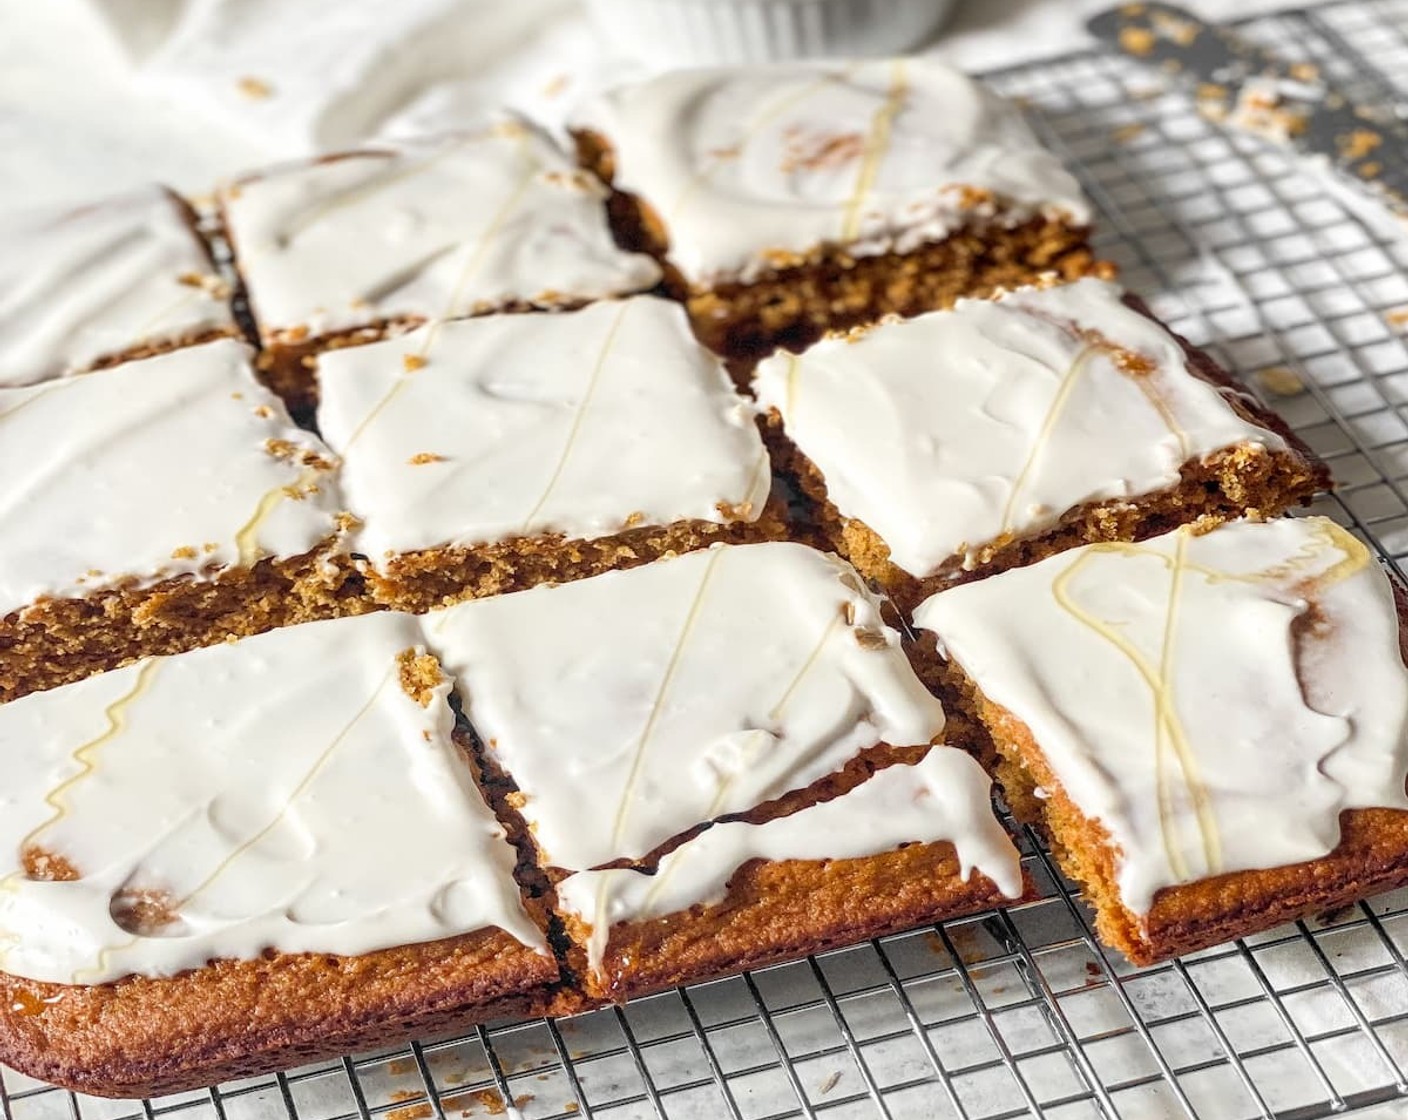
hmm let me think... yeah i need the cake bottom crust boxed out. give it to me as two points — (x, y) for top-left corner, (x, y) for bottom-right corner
(361, 504), (790, 614)
(560, 834), (1027, 1004)
(686, 219), (1105, 361)
(0, 543), (365, 702)
(946, 587), (1408, 966)
(0, 929), (564, 1099)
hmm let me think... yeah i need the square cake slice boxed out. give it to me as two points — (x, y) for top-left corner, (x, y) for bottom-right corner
(0, 612), (555, 1098)
(427, 541), (949, 876)
(555, 745), (1024, 1001)
(219, 118), (662, 412)
(571, 58), (1101, 357)
(317, 295), (783, 610)
(915, 517), (1408, 965)
(0, 185), (239, 387)
(0, 337), (353, 701)
(754, 278), (1327, 613)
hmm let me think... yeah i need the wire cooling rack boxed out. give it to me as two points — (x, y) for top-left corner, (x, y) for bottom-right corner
(10, 3), (1408, 1118)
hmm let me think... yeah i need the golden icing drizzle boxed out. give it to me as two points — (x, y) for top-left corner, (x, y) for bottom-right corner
(609, 547), (725, 853)
(17, 661), (162, 864)
(412, 146), (539, 360)
(0, 376), (82, 426)
(996, 312), (1209, 538)
(336, 134), (540, 458)
(1048, 522), (1371, 885)
(588, 547), (727, 961)
(999, 345), (1097, 535)
(233, 462), (325, 566)
(634, 596), (859, 918)
(0, 661), (161, 970)
(1052, 532), (1219, 881)
(519, 301), (632, 532)
(784, 354), (802, 419)
(741, 448), (774, 519)
(76, 661), (399, 983)
(840, 60), (910, 242)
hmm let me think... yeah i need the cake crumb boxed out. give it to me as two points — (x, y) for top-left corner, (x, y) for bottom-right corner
(253, 405), (274, 419)
(1387, 308), (1408, 331)
(110, 888), (183, 936)
(1339, 128), (1382, 161)
(854, 626), (888, 650)
(819, 1071), (842, 1095)
(541, 73), (570, 99)
(387, 1091), (432, 1120)
(171, 546), (198, 560)
(403, 353), (428, 372)
(21, 846), (79, 882)
(1119, 26), (1156, 56)
(1253, 366), (1307, 397)
(237, 76), (273, 99)
(408, 452), (447, 466)
(387, 1058), (417, 1076)
(396, 648), (445, 707)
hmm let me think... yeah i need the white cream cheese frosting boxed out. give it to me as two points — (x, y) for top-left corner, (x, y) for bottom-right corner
(571, 58), (1092, 287)
(220, 118), (661, 342)
(0, 612), (546, 986)
(753, 279), (1290, 578)
(0, 185), (236, 388)
(142, 0), (497, 157)
(915, 517), (1408, 917)
(316, 296), (768, 558)
(556, 747), (1023, 976)
(429, 541), (948, 871)
(0, 337), (343, 619)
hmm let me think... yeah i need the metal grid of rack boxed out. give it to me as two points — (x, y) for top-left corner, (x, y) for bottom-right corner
(9, 3), (1408, 1117)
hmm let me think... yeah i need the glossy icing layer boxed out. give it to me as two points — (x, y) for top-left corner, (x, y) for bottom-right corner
(754, 279), (1288, 577)
(317, 296), (767, 558)
(0, 185), (235, 387)
(916, 517), (1408, 915)
(429, 541), (948, 870)
(573, 58), (1091, 286)
(557, 746), (1022, 975)
(0, 338), (342, 618)
(221, 119), (661, 340)
(0, 612), (546, 985)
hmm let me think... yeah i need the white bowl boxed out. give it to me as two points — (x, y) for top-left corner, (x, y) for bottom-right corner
(584, 0), (955, 66)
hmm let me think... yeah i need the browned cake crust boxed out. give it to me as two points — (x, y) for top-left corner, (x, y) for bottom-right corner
(0, 543), (366, 703)
(942, 586), (1408, 967)
(361, 497), (791, 613)
(766, 296), (1330, 615)
(0, 929), (564, 1099)
(559, 832), (1029, 1003)
(574, 127), (1109, 360)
